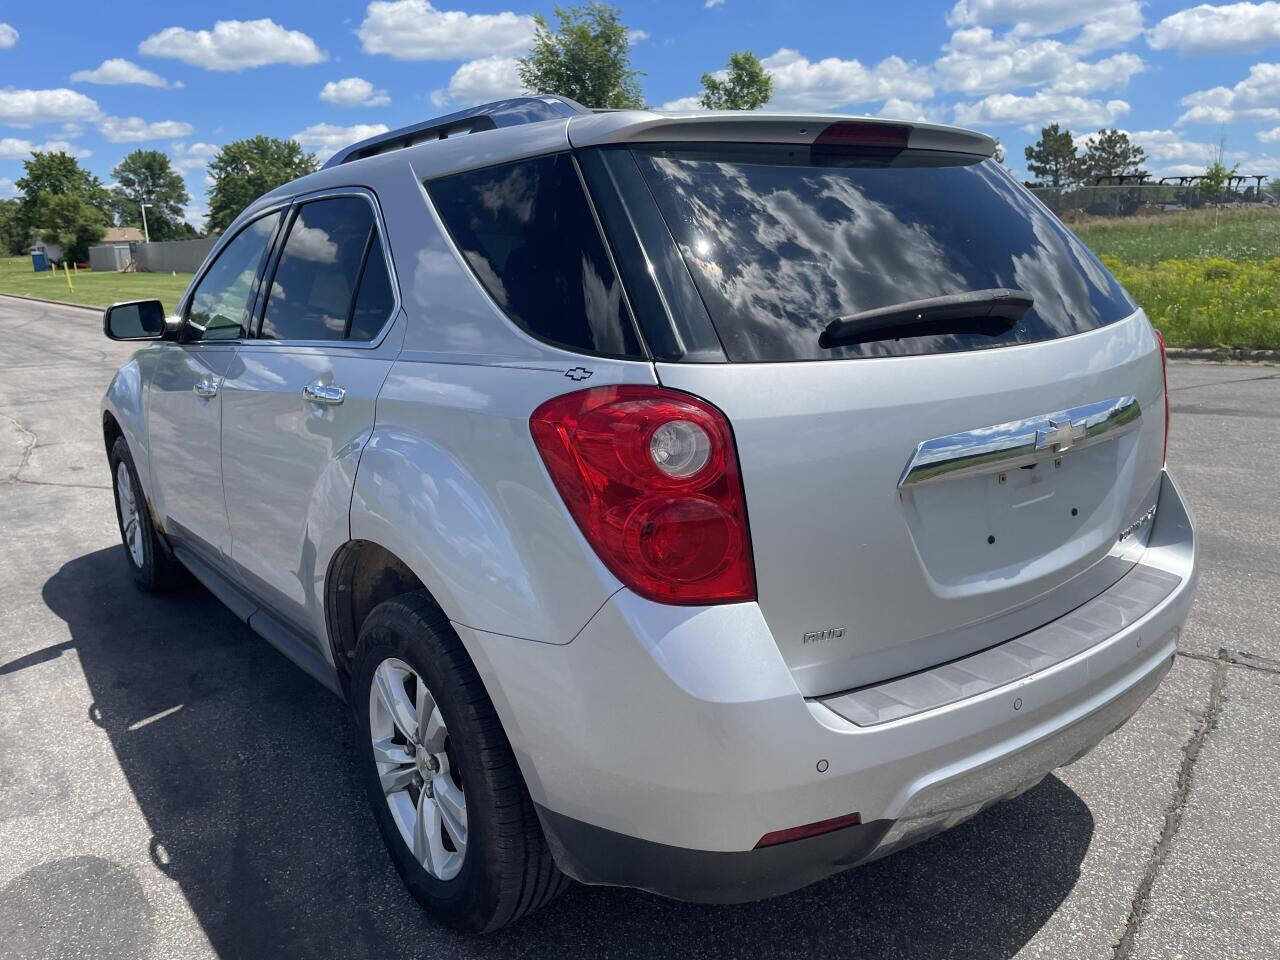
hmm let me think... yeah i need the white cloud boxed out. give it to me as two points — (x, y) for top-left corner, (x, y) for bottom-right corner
(0, 178), (16, 198)
(0, 137), (91, 159)
(98, 116), (195, 142)
(358, 1), (535, 60)
(1123, 129), (1218, 165)
(627, 29), (650, 44)
(440, 56), (530, 107)
(761, 48), (934, 111)
(70, 58), (176, 88)
(139, 19), (326, 71)
(1149, 3), (1280, 56)
(0, 88), (101, 126)
(1260, 126), (1280, 141)
(659, 95), (706, 111)
(947, 0), (1140, 39)
(292, 122), (390, 162)
(171, 141), (219, 173)
(183, 204), (208, 231)
(936, 27), (1144, 95)
(1176, 62), (1280, 124)
(1047, 53), (1145, 94)
(706, 0), (725, 7)
(953, 90), (1130, 129)
(0, 23), (17, 49)
(879, 98), (930, 120)
(319, 76), (390, 107)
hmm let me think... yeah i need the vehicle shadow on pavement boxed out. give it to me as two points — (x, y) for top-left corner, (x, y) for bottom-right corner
(36, 547), (1096, 960)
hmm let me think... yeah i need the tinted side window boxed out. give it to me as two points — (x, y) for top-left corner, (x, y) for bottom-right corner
(186, 212), (280, 342)
(261, 197), (376, 341)
(427, 153), (642, 358)
(348, 233), (395, 341)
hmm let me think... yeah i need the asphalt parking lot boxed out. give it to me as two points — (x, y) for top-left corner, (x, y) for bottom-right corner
(1, 294), (1277, 960)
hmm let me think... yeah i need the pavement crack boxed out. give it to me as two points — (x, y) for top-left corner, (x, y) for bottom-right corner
(2, 413), (38, 483)
(1113, 658), (1227, 960)
(1177, 647), (1280, 676)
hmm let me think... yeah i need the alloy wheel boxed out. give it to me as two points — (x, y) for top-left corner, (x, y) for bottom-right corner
(115, 462), (144, 569)
(368, 657), (468, 881)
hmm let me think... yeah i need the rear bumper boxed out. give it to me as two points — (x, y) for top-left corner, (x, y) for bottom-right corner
(457, 469), (1197, 902)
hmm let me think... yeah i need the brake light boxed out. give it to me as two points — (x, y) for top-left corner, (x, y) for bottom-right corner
(755, 811), (863, 848)
(813, 121), (910, 149)
(1155, 328), (1169, 464)
(530, 385), (756, 605)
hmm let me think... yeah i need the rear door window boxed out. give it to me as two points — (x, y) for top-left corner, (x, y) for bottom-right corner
(427, 153), (643, 358)
(259, 196), (394, 342)
(628, 144), (1136, 361)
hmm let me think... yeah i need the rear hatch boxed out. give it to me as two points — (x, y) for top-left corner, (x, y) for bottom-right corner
(577, 119), (1167, 697)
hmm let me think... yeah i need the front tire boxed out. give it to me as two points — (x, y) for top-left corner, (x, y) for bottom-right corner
(108, 436), (189, 592)
(350, 591), (568, 933)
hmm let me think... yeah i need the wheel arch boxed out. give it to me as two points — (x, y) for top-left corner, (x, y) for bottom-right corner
(324, 539), (430, 689)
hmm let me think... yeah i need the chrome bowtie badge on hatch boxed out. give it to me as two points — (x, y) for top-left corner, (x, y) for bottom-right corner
(1035, 417), (1086, 453)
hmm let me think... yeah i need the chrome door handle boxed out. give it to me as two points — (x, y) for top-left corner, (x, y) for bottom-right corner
(302, 383), (346, 405)
(193, 378), (220, 398)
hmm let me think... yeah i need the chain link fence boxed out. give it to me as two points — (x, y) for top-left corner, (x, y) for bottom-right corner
(1028, 183), (1277, 219)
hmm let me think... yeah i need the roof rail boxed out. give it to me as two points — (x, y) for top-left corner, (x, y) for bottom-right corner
(321, 95), (592, 169)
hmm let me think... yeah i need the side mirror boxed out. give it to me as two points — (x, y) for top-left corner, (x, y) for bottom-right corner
(103, 300), (166, 341)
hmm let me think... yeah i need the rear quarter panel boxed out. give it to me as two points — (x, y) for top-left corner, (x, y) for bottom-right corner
(350, 357), (657, 644)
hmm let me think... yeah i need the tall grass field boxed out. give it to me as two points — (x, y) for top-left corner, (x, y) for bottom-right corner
(1074, 207), (1280, 351)
(1, 206), (1277, 349)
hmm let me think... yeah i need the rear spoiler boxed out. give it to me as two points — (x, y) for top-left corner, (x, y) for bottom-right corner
(566, 111), (997, 158)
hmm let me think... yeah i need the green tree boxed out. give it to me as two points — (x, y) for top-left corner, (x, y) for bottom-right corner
(699, 51), (773, 110)
(111, 149), (191, 241)
(1081, 129), (1148, 182)
(14, 151), (112, 261)
(206, 136), (317, 233)
(1024, 123), (1082, 188)
(1199, 138), (1237, 198)
(0, 198), (24, 255)
(517, 2), (644, 109)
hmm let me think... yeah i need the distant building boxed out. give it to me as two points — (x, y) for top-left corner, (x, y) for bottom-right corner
(27, 236), (65, 263)
(102, 226), (145, 243)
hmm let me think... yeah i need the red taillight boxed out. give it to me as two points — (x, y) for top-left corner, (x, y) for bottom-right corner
(530, 385), (756, 605)
(1155, 328), (1169, 464)
(813, 121), (910, 149)
(755, 811), (862, 848)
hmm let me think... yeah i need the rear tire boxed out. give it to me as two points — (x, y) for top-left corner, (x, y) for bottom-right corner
(350, 591), (568, 933)
(109, 436), (190, 592)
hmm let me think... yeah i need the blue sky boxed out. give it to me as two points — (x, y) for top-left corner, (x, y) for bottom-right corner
(2, 1), (1280, 228)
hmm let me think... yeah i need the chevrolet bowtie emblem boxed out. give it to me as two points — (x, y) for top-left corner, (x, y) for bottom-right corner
(1035, 417), (1086, 453)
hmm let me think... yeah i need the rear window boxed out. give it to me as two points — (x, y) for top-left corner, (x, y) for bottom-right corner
(427, 153), (643, 358)
(630, 144), (1136, 362)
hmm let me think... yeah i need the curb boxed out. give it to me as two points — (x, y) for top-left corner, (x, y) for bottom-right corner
(1165, 347), (1280, 363)
(0, 292), (102, 313)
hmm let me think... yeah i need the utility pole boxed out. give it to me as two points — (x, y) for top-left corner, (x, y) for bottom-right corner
(140, 202), (152, 244)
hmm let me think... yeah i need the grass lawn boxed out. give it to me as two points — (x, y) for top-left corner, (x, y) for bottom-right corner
(0, 256), (193, 312)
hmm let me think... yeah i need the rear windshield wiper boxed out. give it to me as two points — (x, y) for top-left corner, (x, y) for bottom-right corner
(819, 289), (1034, 348)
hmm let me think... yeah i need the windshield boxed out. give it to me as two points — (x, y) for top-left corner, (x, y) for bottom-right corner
(630, 144), (1135, 362)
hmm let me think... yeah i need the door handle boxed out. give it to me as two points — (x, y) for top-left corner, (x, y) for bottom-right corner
(302, 383), (346, 405)
(193, 378), (220, 398)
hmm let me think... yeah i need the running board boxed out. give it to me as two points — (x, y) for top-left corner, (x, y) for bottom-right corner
(173, 547), (342, 698)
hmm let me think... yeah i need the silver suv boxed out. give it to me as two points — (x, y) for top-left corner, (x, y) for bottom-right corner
(100, 97), (1198, 932)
